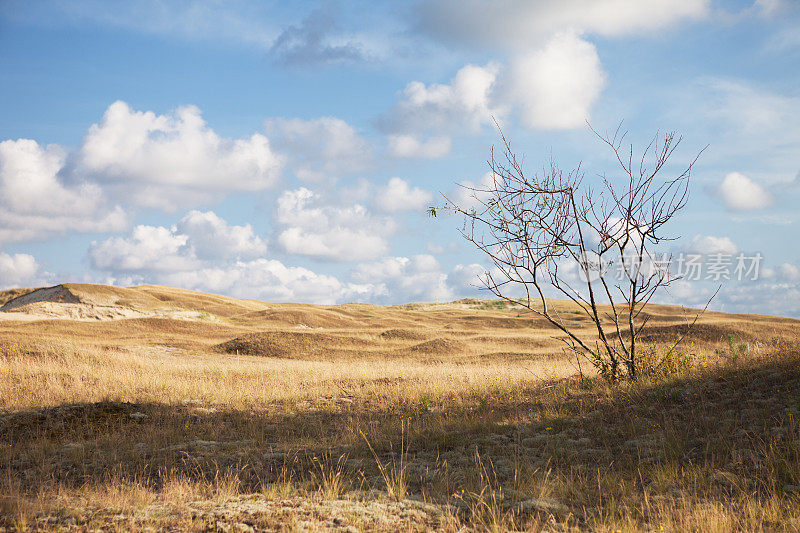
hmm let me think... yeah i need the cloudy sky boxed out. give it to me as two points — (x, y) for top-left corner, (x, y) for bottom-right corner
(0, 0), (799, 316)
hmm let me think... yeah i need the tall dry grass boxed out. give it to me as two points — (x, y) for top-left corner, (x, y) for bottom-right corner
(1, 294), (799, 531)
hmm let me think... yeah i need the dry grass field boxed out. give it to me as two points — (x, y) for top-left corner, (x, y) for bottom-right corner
(1, 283), (799, 531)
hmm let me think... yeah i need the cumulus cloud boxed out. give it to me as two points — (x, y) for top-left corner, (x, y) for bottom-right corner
(0, 138), (128, 243)
(264, 116), (371, 182)
(89, 211), (266, 272)
(501, 32), (606, 129)
(0, 252), (52, 289)
(176, 210), (267, 261)
(716, 172), (773, 211)
(159, 259), (373, 304)
(90, 225), (197, 272)
(374, 177), (434, 213)
(87, 209), (381, 304)
(687, 235), (739, 255)
(387, 134), (451, 159)
(381, 33), (605, 134)
(351, 254), (453, 303)
(275, 188), (392, 261)
(379, 63), (501, 134)
(416, 0), (710, 49)
(80, 101), (283, 209)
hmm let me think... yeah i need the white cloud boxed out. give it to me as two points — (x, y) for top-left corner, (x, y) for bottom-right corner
(80, 101), (283, 209)
(380, 63), (501, 134)
(387, 134), (451, 159)
(264, 116), (370, 182)
(86, 209), (378, 305)
(448, 263), (487, 293)
(717, 172), (773, 211)
(714, 281), (800, 317)
(779, 262), (800, 282)
(90, 225), (197, 272)
(687, 235), (739, 255)
(89, 211), (266, 272)
(501, 32), (606, 129)
(374, 178), (434, 213)
(352, 254), (453, 303)
(0, 138), (128, 243)
(0, 252), (52, 289)
(159, 259), (373, 305)
(416, 0), (710, 49)
(176, 210), (266, 260)
(275, 188), (392, 261)
(382, 33), (605, 134)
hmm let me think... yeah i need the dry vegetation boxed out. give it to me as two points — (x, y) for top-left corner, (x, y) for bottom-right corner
(1, 284), (799, 531)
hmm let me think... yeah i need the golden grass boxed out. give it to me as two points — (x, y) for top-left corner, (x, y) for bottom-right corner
(0, 340), (578, 412)
(1, 285), (799, 531)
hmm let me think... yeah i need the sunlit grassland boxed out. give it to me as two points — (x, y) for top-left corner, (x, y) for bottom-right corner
(1, 291), (799, 531)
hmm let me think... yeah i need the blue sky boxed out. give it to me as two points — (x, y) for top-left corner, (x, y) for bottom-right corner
(0, 0), (799, 316)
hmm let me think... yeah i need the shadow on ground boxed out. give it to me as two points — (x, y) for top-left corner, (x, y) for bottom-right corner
(2, 351), (799, 530)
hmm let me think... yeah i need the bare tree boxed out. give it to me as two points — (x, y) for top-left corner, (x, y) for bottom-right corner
(444, 123), (705, 382)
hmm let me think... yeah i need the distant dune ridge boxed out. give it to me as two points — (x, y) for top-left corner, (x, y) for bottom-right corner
(1, 282), (798, 360)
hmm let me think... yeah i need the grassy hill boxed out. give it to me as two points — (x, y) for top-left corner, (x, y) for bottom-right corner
(1, 284), (798, 531)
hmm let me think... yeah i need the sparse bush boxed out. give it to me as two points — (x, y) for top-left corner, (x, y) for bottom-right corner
(444, 124), (707, 382)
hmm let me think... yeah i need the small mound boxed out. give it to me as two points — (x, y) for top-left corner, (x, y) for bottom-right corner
(379, 328), (428, 341)
(455, 314), (552, 330)
(134, 285), (268, 317)
(627, 323), (756, 344)
(405, 338), (467, 355)
(216, 331), (366, 358)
